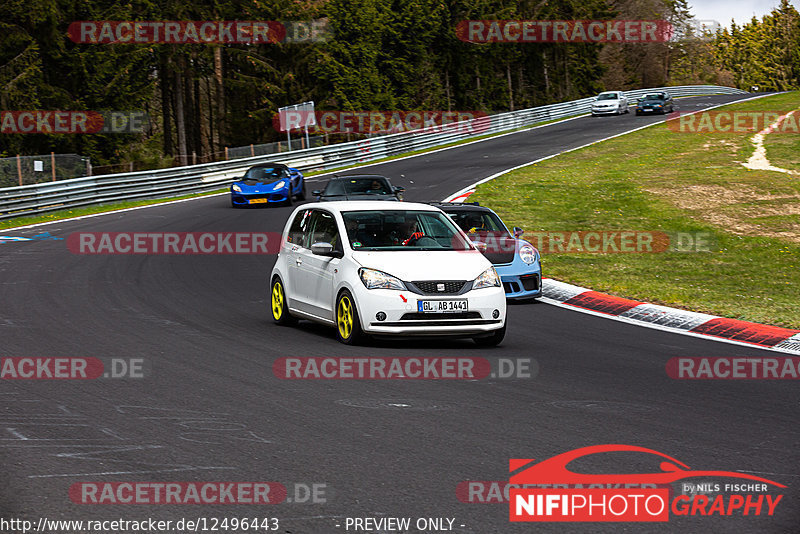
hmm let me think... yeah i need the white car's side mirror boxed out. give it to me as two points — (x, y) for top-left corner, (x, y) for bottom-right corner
(311, 242), (341, 257)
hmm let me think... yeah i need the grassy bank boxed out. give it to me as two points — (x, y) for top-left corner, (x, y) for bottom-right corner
(764, 117), (800, 172)
(471, 91), (800, 328)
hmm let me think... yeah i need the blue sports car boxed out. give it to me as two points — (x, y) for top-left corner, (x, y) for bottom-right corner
(438, 202), (542, 300)
(230, 163), (306, 207)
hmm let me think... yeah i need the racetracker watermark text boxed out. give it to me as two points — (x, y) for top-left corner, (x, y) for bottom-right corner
(1, 111), (148, 134)
(0, 357), (145, 379)
(274, 357), (536, 380)
(466, 231), (714, 254)
(274, 110), (489, 135)
(456, 20), (673, 43)
(67, 232), (282, 254)
(667, 357), (800, 379)
(70, 482), (286, 504)
(68, 20), (331, 44)
(667, 111), (800, 133)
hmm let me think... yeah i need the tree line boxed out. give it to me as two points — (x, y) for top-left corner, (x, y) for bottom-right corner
(1, 0), (798, 169)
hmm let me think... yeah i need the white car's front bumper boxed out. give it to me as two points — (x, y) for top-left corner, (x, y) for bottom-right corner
(592, 105), (623, 114)
(352, 285), (506, 336)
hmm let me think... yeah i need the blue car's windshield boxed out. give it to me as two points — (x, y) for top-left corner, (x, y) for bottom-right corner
(244, 166), (287, 181)
(445, 210), (509, 237)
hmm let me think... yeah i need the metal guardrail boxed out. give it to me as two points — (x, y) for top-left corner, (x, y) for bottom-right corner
(0, 85), (747, 220)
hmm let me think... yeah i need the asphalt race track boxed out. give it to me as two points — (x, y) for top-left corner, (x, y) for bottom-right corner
(2, 94), (798, 533)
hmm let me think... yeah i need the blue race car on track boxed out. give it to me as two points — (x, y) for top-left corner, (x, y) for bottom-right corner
(437, 202), (542, 301)
(230, 163), (306, 207)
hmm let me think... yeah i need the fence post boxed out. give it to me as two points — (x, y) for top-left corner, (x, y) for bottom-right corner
(130, 161), (134, 172)
(51, 152), (56, 182)
(192, 151), (196, 165)
(250, 144), (254, 156)
(301, 136), (306, 149)
(16, 155), (22, 186)
(225, 147), (229, 160)
(86, 159), (92, 177)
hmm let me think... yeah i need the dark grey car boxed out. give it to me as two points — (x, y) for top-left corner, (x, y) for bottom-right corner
(636, 92), (674, 115)
(312, 175), (405, 202)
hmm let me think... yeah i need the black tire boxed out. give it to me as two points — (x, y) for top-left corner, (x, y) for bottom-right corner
(335, 290), (365, 345)
(284, 190), (293, 207)
(473, 323), (506, 347)
(296, 181), (306, 201)
(270, 276), (296, 326)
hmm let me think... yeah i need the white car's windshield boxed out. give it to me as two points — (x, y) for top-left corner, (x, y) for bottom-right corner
(342, 210), (472, 251)
(596, 93), (619, 100)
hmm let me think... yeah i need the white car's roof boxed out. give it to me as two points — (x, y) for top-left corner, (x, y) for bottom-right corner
(297, 201), (443, 214)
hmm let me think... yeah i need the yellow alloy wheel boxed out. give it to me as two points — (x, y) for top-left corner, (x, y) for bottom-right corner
(337, 295), (354, 340)
(271, 281), (285, 320)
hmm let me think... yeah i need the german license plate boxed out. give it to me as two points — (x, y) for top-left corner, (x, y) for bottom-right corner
(418, 299), (468, 313)
(249, 198), (268, 204)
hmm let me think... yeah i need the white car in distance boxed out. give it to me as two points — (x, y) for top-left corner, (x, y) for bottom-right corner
(591, 91), (629, 116)
(269, 201), (507, 345)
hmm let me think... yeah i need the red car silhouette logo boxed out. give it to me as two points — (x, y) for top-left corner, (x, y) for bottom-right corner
(510, 444), (785, 487)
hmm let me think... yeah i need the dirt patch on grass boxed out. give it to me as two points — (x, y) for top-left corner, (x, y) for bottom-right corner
(701, 139), (740, 151)
(646, 184), (800, 242)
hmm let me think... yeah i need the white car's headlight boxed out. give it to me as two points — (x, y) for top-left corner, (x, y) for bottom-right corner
(274, 180), (286, 189)
(473, 267), (501, 289)
(359, 268), (406, 290)
(232, 184), (242, 192)
(519, 244), (537, 264)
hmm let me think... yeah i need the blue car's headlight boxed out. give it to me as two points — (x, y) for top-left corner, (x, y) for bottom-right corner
(232, 184), (242, 192)
(519, 244), (537, 265)
(274, 180), (286, 189)
(473, 267), (501, 289)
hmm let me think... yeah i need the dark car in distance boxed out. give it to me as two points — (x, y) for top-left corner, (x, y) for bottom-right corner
(636, 92), (674, 115)
(312, 175), (405, 202)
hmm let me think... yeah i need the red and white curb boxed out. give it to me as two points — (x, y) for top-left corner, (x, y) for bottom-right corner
(541, 278), (800, 355)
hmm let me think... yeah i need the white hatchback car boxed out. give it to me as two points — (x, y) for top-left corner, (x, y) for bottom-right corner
(591, 91), (629, 116)
(269, 201), (507, 345)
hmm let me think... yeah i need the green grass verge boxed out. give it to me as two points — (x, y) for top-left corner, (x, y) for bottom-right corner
(764, 115), (800, 172)
(470, 91), (800, 329)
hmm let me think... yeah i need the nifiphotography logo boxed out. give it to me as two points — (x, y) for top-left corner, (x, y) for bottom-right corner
(509, 445), (785, 522)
